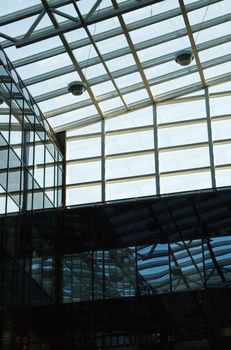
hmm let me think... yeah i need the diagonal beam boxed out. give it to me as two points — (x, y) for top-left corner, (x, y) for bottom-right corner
(23, 9), (47, 40)
(71, 0), (129, 111)
(51, 8), (79, 22)
(15, 0), (163, 48)
(0, 0), (74, 26)
(112, 0), (154, 102)
(85, 0), (103, 21)
(40, 0), (104, 120)
(179, 0), (206, 87)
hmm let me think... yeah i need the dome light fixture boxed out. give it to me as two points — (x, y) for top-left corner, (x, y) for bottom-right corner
(171, 266), (181, 277)
(175, 50), (194, 66)
(68, 81), (87, 96)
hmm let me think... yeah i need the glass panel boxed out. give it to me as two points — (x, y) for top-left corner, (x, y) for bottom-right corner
(67, 122), (101, 137)
(153, 72), (201, 96)
(106, 130), (154, 155)
(159, 147), (210, 173)
(106, 153), (155, 180)
(67, 184), (102, 205)
(214, 143), (231, 166)
(17, 52), (72, 79)
(130, 15), (185, 44)
(210, 96), (231, 117)
(48, 105), (98, 129)
(106, 177), (156, 201)
(137, 35), (191, 62)
(160, 171), (212, 194)
(1, 0), (40, 15)
(158, 122), (208, 148)
(99, 97), (124, 112)
(45, 166), (55, 188)
(105, 106), (153, 131)
(212, 119), (231, 141)
(204, 62), (231, 81)
(66, 137), (101, 160)
(96, 35), (128, 55)
(123, 89), (149, 105)
(199, 42), (231, 64)
(67, 161), (101, 184)
(157, 99), (206, 124)
(216, 168), (231, 188)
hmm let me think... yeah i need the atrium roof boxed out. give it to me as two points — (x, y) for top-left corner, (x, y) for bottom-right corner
(1, 0), (230, 133)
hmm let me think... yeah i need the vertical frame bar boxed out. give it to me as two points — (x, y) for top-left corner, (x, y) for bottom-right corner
(101, 118), (106, 202)
(153, 103), (160, 195)
(205, 87), (216, 188)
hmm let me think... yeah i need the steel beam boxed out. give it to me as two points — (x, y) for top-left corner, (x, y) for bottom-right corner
(85, 0), (103, 21)
(0, 0), (222, 50)
(15, 0), (163, 48)
(0, 0), (73, 26)
(205, 87), (216, 188)
(72, 1), (128, 111)
(179, 0), (206, 87)
(40, 0), (104, 120)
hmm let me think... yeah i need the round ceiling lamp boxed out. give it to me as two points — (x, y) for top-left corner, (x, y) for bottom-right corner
(175, 50), (194, 66)
(68, 81), (87, 96)
(171, 266), (182, 277)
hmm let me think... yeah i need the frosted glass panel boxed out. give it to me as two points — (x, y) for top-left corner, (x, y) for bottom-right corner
(67, 161), (101, 184)
(106, 178), (156, 201)
(158, 99), (206, 124)
(106, 154), (155, 180)
(214, 144), (231, 166)
(159, 123), (208, 148)
(210, 96), (231, 117)
(160, 147), (210, 172)
(106, 130), (154, 155)
(106, 107), (153, 131)
(212, 119), (231, 141)
(216, 168), (231, 188)
(67, 185), (102, 205)
(160, 171), (212, 194)
(67, 138), (101, 160)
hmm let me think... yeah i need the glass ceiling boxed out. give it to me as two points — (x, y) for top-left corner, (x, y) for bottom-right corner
(1, 0), (230, 130)
(0, 0), (231, 206)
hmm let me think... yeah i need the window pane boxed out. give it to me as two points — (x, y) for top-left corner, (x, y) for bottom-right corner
(67, 185), (102, 206)
(67, 161), (101, 184)
(106, 178), (156, 201)
(159, 123), (208, 148)
(159, 147), (210, 172)
(106, 130), (154, 155)
(160, 171), (212, 194)
(106, 154), (155, 180)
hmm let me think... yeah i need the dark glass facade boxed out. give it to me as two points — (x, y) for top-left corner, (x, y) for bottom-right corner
(1, 189), (231, 348)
